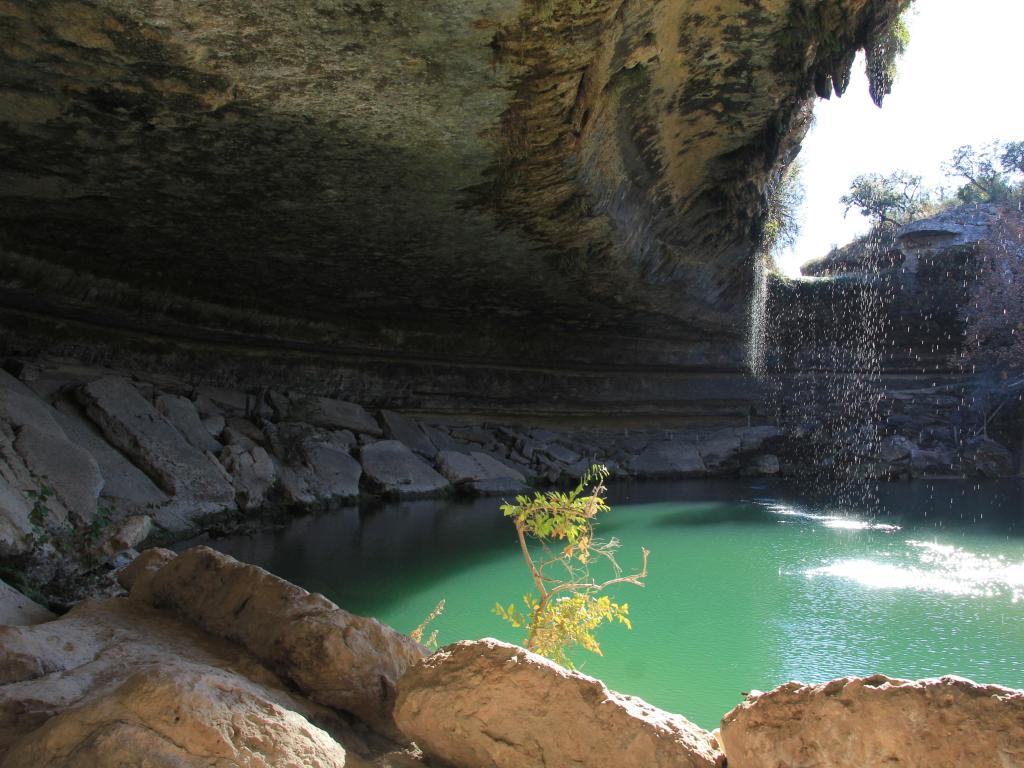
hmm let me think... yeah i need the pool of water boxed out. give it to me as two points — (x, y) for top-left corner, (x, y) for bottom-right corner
(194, 478), (1024, 729)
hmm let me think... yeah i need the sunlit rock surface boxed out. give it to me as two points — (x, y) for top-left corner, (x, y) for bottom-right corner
(0, 598), (374, 767)
(720, 674), (1024, 768)
(125, 545), (427, 740)
(395, 638), (725, 768)
(0, 0), (906, 412)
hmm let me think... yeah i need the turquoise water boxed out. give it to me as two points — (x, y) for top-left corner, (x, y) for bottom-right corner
(199, 479), (1024, 729)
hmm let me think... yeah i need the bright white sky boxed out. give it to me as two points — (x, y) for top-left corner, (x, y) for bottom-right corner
(776, 0), (1024, 277)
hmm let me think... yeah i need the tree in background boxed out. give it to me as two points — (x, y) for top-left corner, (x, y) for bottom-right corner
(763, 159), (806, 257)
(840, 170), (930, 229)
(944, 141), (1024, 204)
(494, 465), (649, 669)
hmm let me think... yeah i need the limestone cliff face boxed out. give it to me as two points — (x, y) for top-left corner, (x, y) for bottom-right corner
(0, 0), (905, 409)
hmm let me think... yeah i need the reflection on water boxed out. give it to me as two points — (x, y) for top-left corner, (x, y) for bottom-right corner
(196, 477), (1024, 729)
(807, 541), (1024, 602)
(766, 503), (902, 532)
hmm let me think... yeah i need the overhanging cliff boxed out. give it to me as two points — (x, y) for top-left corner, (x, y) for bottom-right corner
(0, 0), (906, 412)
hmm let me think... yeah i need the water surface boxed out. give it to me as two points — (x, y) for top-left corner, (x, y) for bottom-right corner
(197, 479), (1024, 729)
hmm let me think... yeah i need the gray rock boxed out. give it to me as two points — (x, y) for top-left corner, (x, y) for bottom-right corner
(0, 389), (63, 437)
(0, 579), (53, 626)
(192, 386), (250, 415)
(563, 459), (600, 481)
(516, 439), (545, 461)
(296, 441), (361, 504)
(202, 414), (226, 439)
(271, 426), (361, 507)
(422, 425), (461, 453)
(739, 425), (784, 452)
(52, 404), (168, 509)
(963, 436), (1014, 478)
(220, 445), (278, 510)
(0, 476), (33, 557)
(628, 442), (706, 478)
(222, 426), (258, 452)
(76, 377), (234, 517)
(13, 425), (104, 525)
(746, 454), (780, 476)
(541, 443), (580, 465)
(225, 417), (267, 446)
(435, 451), (528, 495)
(910, 446), (958, 476)
(878, 435), (916, 464)
(449, 426), (496, 447)
(360, 440), (450, 498)
(286, 395), (382, 436)
(380, 410), (437, 457)
(698, 429), (742, 467)
(156, 393), (223, 454)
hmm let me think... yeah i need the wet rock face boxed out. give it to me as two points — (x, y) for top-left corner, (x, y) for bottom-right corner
(0, 0), (905, 385)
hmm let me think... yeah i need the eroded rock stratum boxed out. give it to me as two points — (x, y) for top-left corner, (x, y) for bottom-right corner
(1, 0), (905, 409)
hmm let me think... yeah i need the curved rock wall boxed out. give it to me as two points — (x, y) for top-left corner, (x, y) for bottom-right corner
(0, 0), (907, 406)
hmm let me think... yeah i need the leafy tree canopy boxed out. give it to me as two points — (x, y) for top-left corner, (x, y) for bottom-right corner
(840, 170), (929, 228)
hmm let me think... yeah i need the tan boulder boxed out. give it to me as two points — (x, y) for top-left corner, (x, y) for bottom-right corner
(394, 638), (724, 768)
(1, 666), (364, 768)
(127, 546), (426, 738)
(719, 674), (1024, 768)
(0, 598), (371, 765)
(116, 546), (176, 592)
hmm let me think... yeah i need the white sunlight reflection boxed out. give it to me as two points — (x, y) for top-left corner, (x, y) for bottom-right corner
(767, 503), (902, 532)
(807, 542), (1024, 602)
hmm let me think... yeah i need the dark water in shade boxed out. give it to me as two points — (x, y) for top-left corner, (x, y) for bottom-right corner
(196, 479), (1024, 729)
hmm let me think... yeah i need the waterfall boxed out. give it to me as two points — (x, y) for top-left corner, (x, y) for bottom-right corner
(748, 253), (770, 377)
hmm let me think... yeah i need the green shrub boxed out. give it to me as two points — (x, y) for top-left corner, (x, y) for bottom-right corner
(494, 465), (649, 668)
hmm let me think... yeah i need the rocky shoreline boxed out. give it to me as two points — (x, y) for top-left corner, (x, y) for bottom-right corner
(1, 354), (1019, 610)
(0, 355), (791, 606)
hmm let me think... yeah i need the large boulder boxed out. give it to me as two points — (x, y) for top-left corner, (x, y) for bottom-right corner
(627, 441), (706, 478)
(155, 393), (224, 455)
(126, 546), (426, 739)
(272, 426), (362, 506)
(0, 476), (33, 557)
(12, 425), (103, 525)
(394, 639), (724, 768)
(435, 450), (528, 495)
(0, 580), (53, 626)
(0, 597), (370, 766)
(220, 444), (278, 510)
(75, 377), (234, 523)
(738, 425), (784, 452)
(359, 440), (450, 498)
(0, 386), (104, 525)
(719, 675), (1024, 768)
(282, 395), (382, 437)
(962, 436), (1014, 478)
(380, 411), (437, 458)
(1, 666), (362, 768)
(52, 405), (168, 509)
(697, 429), (742, 468)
